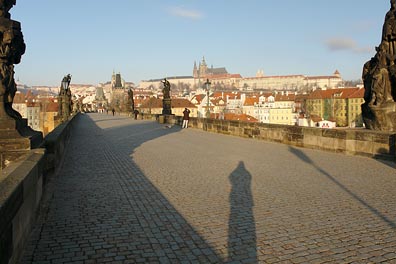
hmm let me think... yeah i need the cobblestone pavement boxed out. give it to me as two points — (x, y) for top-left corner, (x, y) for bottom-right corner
(22, 113), (396, 264)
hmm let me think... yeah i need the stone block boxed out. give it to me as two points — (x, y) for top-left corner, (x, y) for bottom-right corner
(302, 127), (322, 137)
(268, 129), (283, 142)
(354, 140), (374, 156)
(346, 139), (357, 155)
(322, 129), (347, 140)
(303, 134), (319, 148)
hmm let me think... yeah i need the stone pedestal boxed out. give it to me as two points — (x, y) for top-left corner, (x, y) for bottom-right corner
(0, 116), (29, 169)
(162, 98), (172, 115)
(0, 105), (43, 169)
(0, 1), (44, 170)
(362, 102), (396, 131)
(159, 114), (175, 124)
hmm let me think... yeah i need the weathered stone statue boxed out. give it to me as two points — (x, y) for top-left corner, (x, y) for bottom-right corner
(0, 0), (42, 168)
(162, 78), (171, 99)
(128, 87), (134, 112)
(0, 0), (25, 120)
(362, 0), (396, 131)
(58, 74), (72, 122)
(161, 78), (172, 115)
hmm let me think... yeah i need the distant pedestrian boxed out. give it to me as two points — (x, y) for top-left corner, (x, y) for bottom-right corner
(106, 109), (109, 115)
(134, 109), (139, 120)
(112, 108), (115, 116)
(182, 108), (190, 128)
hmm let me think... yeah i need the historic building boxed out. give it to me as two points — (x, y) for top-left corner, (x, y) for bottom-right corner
(347, 88), (365, 127)
(94, 86), (107, 112)
(306, 87), (363, 127)
(110, 72), (128, 111)
(239, 70), (343, 91)
(139, 98), (197, 117)
(193, 57), (228, 78)
(243, 93), (296, 125)
(193, 57), (242, 90)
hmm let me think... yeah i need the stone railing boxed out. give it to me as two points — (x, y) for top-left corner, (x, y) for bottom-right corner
(0, 113), (80, 264)
(171, 116), (396, 161)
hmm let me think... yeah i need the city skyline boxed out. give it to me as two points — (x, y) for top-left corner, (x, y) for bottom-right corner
(12, 0), (390, 86)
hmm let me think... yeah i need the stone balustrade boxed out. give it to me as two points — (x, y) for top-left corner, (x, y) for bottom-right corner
(172, 116), (396, 161)
(0, 113), (80, 264)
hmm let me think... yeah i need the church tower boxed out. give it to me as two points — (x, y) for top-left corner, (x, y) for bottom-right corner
(193, 61), (198, 78)
(199, 57), (208, 77)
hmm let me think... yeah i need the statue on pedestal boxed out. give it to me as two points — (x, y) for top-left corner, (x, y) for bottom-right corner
(362, 0), (396, 131)
(58, 74), (72, 122)
(128, 87), (134, 112)
(0, 0), (43, 168)
(0, 0), (25, 121)
(161, 78), (172, 115)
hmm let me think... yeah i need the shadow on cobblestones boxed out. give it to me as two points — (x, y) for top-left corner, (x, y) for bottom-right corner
(228, 161), (257, 263)
(288, 146), (396, 229)
(23, 114), (227, 263)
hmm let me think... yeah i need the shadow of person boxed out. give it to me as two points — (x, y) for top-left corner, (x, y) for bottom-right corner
(288, 146), (396, 229)
(24, 113), (224, 263)
(227, 161), (257, 263)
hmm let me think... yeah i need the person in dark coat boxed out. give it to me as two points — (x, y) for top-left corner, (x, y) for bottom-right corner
(182, 108), (190, 128)
(134, 109), (139, 120)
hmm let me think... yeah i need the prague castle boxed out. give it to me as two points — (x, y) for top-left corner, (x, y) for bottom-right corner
(138, 57), (343, 92)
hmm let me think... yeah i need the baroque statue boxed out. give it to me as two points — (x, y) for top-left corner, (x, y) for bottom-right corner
(161, 78), (172, 115)
(362, 0), (396, 131)
(128, 87), (134, 112)
(161, 78), (171, 99)
(0, 0), (42, 169)
(0, 0), (25, 121)
(58, 74), (72, 121)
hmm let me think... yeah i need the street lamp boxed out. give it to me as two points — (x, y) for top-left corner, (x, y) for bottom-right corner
(61, 79), (69, 90)
(205, 78), (211, 118)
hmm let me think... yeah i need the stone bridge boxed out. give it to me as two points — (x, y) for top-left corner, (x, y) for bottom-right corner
(2, 113), (396, 263)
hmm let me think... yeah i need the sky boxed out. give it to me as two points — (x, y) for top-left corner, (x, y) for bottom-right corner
(11, 0), (391, 87)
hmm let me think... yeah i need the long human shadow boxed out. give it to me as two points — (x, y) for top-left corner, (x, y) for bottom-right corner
(288, 146), (396, 229)
(86, 114), (226, 262)
(227, 161), (257, 263)
(25, 113), (225, 263)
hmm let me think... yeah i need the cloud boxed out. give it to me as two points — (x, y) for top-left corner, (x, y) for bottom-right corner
(168, 6), (203, 20)
(325, 37), (373, 54)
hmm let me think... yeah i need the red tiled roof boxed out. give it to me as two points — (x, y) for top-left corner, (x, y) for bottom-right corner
(46, 102), (59, 112)
(244, 97), (259, 106)
(171, 99), (197, 108)
(191, 94), (205, 103)
(348, 87), (364, 98)
(222, 113), (258, 122)
(140, 98), (162, 108)
(274, 94), (296, 101)
(307, 88), (360, 100)
(310, 115), (323, 122)
(13, 92), (26, 103)
(140, 98), (196, 109)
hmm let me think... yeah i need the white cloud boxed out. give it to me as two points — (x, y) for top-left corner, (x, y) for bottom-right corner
(325, 37), (372, 54)
(168, 6), (203, 20)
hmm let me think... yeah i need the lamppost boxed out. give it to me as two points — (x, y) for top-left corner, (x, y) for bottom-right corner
(205, 78), (211, 118)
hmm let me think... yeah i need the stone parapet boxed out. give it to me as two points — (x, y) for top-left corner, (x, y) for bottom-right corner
(185, 118), (396, 161)
(0, 149), (45, 264)
(0, 113), (80, 264)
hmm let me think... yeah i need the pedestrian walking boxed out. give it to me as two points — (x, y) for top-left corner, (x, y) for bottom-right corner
(134, 109), (139, 120)
(182, 108), (190, 128)
(112, 108), (115, 116)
